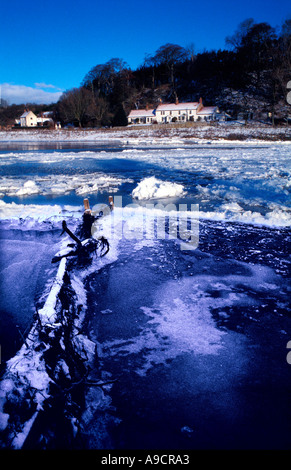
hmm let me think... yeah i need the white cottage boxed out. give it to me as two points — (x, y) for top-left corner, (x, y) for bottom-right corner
(155, 100), (200, 123)
(127, 108), (156, 124)
(155, 98), (219, 123)
(15, 110), (54, 127)
(196, 106), (218, 121)
(19, 110), (38, 127)
(128, 98), (219, 125)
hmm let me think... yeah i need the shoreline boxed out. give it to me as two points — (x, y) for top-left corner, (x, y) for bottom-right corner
(1, 122), (291, 144)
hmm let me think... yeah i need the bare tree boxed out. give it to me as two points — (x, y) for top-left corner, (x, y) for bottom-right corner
(82, 58), (129, 98)
(186, 43), (196, 63)
(87, 96), (110, 126)
(145, 43), (189, 87)
(58, 87), (93, 127)
(225, 18), (255, 51)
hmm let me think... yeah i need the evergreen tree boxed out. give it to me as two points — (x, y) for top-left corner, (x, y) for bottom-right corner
(112, 105), (128, 127)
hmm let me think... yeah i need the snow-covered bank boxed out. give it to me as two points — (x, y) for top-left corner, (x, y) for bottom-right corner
(0, 199), (289, 239)
(0, 200), (63, 221)
(1, 122), (291, 145)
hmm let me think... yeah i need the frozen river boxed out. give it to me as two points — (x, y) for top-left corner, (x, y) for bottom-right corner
(0, 140), (290, 449)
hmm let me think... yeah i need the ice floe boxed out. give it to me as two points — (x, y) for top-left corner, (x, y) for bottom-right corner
(0, 173), (131, 198)
(132, 176), (186, 200)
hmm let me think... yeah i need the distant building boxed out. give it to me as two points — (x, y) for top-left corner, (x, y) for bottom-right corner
(18, 110), (38, 127)
(128, 98), (219, 125)
(127, 108), (156, 125)
(15, 109), (55, 127)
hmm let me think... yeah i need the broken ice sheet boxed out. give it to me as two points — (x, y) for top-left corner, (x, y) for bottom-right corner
(99, 258), (284, 377)
(101, 277), (227, 376)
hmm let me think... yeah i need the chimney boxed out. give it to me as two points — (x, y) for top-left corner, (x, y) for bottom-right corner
(175, 96), (179, 105)
(198, 97), (203, 112)
(146, 104), (149, 110)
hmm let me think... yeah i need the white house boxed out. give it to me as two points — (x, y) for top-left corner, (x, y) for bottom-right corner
(155, 99), (201, 123)
(196, 105), (219, 121)
(128, 98), (219, 125)
(15, 110), (55, 127)
(127, 108), (156, 124)
(18, 110), (38, 127)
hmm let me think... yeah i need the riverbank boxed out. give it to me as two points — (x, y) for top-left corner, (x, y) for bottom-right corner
(1, 121), (291, 144)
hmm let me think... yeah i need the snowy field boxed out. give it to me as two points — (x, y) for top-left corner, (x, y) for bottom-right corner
(1, 122), (291, 145)
(0, 128), (290, 450)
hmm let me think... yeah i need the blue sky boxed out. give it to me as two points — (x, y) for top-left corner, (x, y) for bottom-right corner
(1, 0), (290, 104)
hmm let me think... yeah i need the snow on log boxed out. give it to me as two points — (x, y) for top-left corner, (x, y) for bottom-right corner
(38, 257), (67, 324)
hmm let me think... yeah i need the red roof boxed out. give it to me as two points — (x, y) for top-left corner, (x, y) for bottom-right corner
(197, 106), (217, 115)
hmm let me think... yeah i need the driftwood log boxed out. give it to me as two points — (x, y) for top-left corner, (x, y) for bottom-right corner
(0, 197), (113, 449)
(52, 198), (111, 263)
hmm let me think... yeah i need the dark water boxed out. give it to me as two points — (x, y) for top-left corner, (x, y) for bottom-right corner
(83, 221), (291, 450)
(0, 227), (62, 368)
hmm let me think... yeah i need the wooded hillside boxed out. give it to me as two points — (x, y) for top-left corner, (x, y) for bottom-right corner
(1, 18), (290, 128)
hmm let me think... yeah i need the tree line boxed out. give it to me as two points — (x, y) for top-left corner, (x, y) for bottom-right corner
(1, 17), (290, 128)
